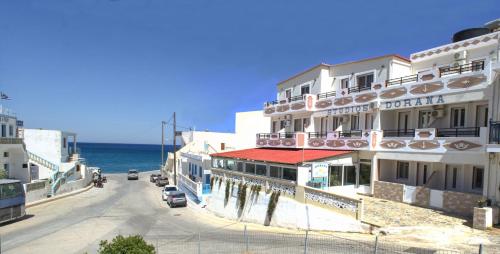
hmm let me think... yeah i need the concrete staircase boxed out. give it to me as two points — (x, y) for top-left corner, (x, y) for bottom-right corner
(27, 152), (60, 196)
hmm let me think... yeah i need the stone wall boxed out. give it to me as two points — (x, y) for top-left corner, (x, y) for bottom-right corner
(443, 191), (483, 216)
(414, 186), (430, 207)
(373, 181), (404, 202)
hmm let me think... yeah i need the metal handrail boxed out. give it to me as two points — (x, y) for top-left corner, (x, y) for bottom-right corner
(338, 130), (363, 138)
(435, 127), (481, 137)
(308, 132), (327, 139)
(256, 133), (295, 139)
(439, 61), (485, 77)
(289, 95), (305, 102)
(386, 74), (418, 87)
(317, 91), (336, 100)
(347, 86), (371, 94)
(382, 129), (416, 137)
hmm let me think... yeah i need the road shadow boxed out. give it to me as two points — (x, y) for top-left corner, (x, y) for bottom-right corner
(0, 214), (35, 227)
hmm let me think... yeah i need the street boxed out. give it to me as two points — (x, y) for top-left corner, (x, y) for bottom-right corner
(0, 173), (240, 253)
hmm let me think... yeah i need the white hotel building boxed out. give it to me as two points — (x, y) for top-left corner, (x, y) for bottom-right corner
(211, 20), (500, 217)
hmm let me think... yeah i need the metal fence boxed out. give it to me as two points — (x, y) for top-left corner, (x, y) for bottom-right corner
(143, 226), (492, 254)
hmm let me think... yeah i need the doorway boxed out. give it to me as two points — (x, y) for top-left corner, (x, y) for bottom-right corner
(476, 105), (488, 127)
(418, 110), (432, 128)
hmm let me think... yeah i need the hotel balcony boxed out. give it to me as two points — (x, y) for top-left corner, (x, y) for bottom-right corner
(256, 130), (376, 150)
(264, 60), (490, 116)
(378, 127), (487, 154)
(263, 94), (315, 116)
(257, 127), (488, 153)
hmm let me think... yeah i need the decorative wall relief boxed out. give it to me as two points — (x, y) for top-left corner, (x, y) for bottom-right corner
(326, 140), (345, 148)
(408, 140), (440, 150)
(308, 138), (325, 147)
(315, 100), (332, 109)
(346, 140), (369, 148)
(380, 87), (407, 99)
(379, 140), (406, 149)
(281, 138), (296, 146)
(276, 104), (290, 112)
(410, 82), (444, 95)
(444, 140), (482, 151)
(447, 75), (486, 89)
(264, 107), (275, 114)
(334, 97), (353, 106)
(355, 92), (377, 103)
(256, 139), (267, 146)
(291, 102), (305, 110)
(268, 140), (281, 146)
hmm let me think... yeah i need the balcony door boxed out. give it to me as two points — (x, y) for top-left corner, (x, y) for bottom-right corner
(416, 162), (431, 186)
(398, 111), (410, 132)
(450, 107), (465, 128)
(320, 117), (328, 135)
(418, 110), (432, 128)
(476, 105), (488, 127)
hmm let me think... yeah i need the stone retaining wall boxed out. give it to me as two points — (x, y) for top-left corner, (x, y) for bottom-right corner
(443, 191), (483, 216)
(414, 186), (430, 207)
(373, 181), (404, 202)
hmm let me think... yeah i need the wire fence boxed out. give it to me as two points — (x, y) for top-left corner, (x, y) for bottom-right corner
(142, 226), (495, 254)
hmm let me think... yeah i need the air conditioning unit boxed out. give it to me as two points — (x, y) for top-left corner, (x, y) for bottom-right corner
(431, 109), (445, 118)
(369, 102), (376, 109)
(453, 51), (467, 65)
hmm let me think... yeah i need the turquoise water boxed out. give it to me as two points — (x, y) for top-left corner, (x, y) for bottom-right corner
(76, 142), (177, 173)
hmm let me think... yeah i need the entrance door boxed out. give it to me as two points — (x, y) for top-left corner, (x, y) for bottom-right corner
(476, 105), (488, 127)
(450, 107), (466, 128)
(418, 111), (432, 128)
(418, 163), (432, 185)
(398, 111), (410, 132)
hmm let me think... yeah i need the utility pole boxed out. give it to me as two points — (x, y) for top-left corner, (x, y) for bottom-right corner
(161, 121), (166, 170)
(173, 112), (177, 185)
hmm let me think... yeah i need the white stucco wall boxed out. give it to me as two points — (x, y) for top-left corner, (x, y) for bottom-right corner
(235, 110), (270, 148)
(207, 181), (368, 232)
(23, 129), (64, 163)
(0, 144), (29, 183)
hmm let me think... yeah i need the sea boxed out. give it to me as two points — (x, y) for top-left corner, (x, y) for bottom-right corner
(76, 142), (177, 173)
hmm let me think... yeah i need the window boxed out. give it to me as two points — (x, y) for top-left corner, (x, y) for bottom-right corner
(1, 125), (5, 137)
(245, 163), (256, 174)
(3, 163), (9, 176)
(365, 114), (374, 130)
(280, 120), (286, 130)
(22, 163), (28, 168)
(199, 166), (203, 177)
(356, 73), (374, 89)
(3, 152), (8, 158)
(340, 78), (349, 89)
(329, 166), (342, 186)
(63, 137), (67, 148)
(302, 118), (310, 130)
(359, 163), (371, 185)
(272, 121), (277, 133)
(476, 105), (488, 127)
(212, 158), (224, 168)
(285, 89), (292, 99)
(0, 182), (23, 200)
(226, 160), (236, 171)
(8, 125), (13, 137)
(300, 85), (310, 95)
(423, 165), (428, 185)
(256, 164), (267, 176)
(472, 166), (484, 190)
(350, 115), (359, 130)
(343, 166), (356, 185)
(397, 161), (409, 179)
(269, 166), (282, 178)
(331, 117), (339, 131)
(471, 59), (484, 71)
(294, 119), (303, 132)
(237, 162), (244, 172)
(450, 108), (465, 128)
(282, 167), (297, 181)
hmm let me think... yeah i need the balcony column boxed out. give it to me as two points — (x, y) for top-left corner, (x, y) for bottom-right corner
(369, 154), (379, 195)
(73, 134), (77, 155)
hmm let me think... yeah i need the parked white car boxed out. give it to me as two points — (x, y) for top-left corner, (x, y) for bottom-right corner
(162, 185), (178, 201)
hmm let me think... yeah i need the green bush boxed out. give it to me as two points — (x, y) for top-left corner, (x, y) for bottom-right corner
(98, 235), (155, 254)
(209, 176), (215, 192)
(224, 179), (231, 206)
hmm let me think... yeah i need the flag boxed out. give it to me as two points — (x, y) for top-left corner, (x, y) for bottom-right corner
(0, 93), (10, 100)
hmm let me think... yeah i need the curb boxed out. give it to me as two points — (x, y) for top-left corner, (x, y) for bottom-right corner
(26, 183), (94, 208)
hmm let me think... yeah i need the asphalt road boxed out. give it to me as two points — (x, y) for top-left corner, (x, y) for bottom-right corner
(0, 173), (240, 254)
(0, 173), (459, 254)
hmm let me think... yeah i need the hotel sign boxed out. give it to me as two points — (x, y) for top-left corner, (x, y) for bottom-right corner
(312, 162), (329, 178)
(381, 95), (445, 110)
(312, 104), (372, 117)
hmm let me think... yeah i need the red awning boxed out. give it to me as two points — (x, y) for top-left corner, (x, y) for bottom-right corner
(211, 148), (352, 165)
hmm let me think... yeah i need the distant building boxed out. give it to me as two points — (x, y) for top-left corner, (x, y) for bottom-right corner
(0, 105), (29, 182)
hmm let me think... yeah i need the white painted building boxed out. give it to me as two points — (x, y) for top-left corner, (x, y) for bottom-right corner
(0, 105), (29, 182)
(212, 20), (500, 217)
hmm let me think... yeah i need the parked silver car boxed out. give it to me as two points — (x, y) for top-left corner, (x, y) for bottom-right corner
(127, 169), (139, 180)
(166, 191), (187, 208)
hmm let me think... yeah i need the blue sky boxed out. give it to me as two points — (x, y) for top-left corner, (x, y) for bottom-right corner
(0, 0), (498, 144)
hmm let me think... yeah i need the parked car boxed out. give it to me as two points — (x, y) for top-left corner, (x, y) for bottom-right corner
(162, 185), (178, 200)
(155, 177), (169, 187)
(127, 169), (139, 180)
(150, 174), (161, 183)
(166, 191), (187, 208)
